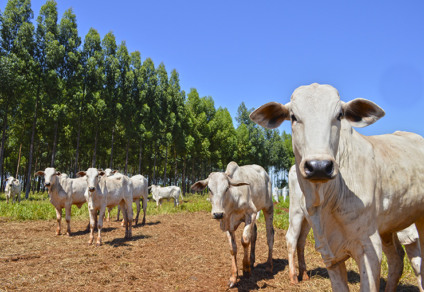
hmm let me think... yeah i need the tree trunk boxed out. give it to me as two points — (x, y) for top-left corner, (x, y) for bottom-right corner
(182, 155), (186, 195)
(153, 140), (157, 184)
(138, 139), (143, 174)
(174, 148), (178, 186)
(0, 107), (8, 190)
(74, 118), (81, 174)
(124, 138), (129, 175)
(163, 143), (168, 185)
(109, 126), (115, 168)
(92, 127), (98, 167)
(50, 120), (58, 167)
(25, 85), (40, 199)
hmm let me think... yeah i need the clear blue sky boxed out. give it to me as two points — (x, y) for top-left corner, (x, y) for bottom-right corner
(9, 0), (424, 136)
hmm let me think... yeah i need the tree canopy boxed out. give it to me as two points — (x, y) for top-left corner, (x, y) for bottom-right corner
(0, 0), (294, 196)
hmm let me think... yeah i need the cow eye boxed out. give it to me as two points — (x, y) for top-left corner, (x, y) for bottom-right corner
(337, 112), (343, 121)
(291, 114), (297, 122)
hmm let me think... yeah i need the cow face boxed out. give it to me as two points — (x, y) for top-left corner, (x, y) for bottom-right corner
(80, 168), (105, 193)
(250, 83), (384, 183)
(4, 177), (13, 192)
(34, 168), (61, 188)
(192, 173), (249, 220)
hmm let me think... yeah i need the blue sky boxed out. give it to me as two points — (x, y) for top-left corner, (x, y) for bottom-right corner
(9, 0), (424, 136)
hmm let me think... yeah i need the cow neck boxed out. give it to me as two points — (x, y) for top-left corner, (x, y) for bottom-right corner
(49, 177), (65, 196)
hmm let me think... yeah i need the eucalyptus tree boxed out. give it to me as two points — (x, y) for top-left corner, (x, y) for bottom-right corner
(79, 28), (104, 169)
(140, 57), (157, 180)
(0, 0), (33, 186)
(54, 8), (80, 168)
(156, 62), (170, 184)
(116, 41), (132, 174)
(129, 51), (147, 174)
(168, 69), (186, 185)
(101, 31), (119, 168)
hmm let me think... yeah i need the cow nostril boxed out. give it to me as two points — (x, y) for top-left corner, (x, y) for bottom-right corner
(45, 183), (50, 187)
(304, 161), (314, 175)
(212, 212), (224, 219)
(324, 161), (334, 176)
(89, 187), (95, 192)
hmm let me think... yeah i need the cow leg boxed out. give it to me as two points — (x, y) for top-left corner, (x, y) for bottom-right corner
(227, 230), (238, 288)
(88, 209), (96, 245)
(141, 196), (147, 226)
(381, 233), (404, 292)
(286, 210), (305, 284)
(97, 208), (105, 246)
(250, 222), (257, 270)
(17, 192), (21, 203)
(134, 198), (140, 225)
(327, 261), (349, 292)
(297, 219), (310, 282)
(65, 203), (72, 236)
(117, 205), (121, 221)
(354, 231), (382, 292)
(404, 239), (424, 292)
(241, 213), (257, 277)
(414, 218), (424, 292)
(126, 200), (133, 238)
(55, 207), (62, 235)
(263, 206), (274, 273)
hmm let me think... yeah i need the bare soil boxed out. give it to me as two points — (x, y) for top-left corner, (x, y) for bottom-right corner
(0, 212), (419, 291)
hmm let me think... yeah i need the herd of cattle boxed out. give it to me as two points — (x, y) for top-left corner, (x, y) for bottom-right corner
(3, 83), (424, 291)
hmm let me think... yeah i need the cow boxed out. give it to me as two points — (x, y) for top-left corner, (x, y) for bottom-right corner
(103, 170), (148, 226)
(34, 168), (87, 235)
(149, 185), (183, 207)
(191, 161), (274, 288)
(286, 165), (423, 289)
(4, 176), (21, 203)
(272, 187), (280, 202)
(77, 168), (133, 246)
(282, 186), (288, 202)
(250, 83), (424, 291)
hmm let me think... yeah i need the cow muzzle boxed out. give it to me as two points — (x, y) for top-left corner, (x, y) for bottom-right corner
(88, 187), (95, 192)
(44, 182), (51, 187)
(212, 212), (224, 220)
(301, 158), (338, 182)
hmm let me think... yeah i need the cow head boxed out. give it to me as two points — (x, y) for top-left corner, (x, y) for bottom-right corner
(191, 172), (249, 220)
(34, 168), (61, 188)
(4, 176), (13, 192)
(104, 168), (118, 177)
(77, 168), (105, 193)
(250, 83), (385, 184)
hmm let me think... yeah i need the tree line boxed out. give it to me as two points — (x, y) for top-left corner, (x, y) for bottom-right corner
(0, 0), (294, 198)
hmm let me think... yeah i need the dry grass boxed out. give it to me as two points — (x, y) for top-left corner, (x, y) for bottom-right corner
(0, 211), (420, 291)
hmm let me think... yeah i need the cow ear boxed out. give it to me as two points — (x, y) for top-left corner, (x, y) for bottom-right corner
(250, 102), (290, 129)
(34, 171), (45, 177)
(55, 171), (61, 176)
(342, 98), (385, 128)
(76, 171), (86, 177)
(227, 177), (249, 187)
(191, 179), (209, 192)
(112, 170), (117, 174)
(98, 171), (105, 176)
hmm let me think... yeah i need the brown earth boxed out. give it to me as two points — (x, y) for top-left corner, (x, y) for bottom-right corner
(0, 212), (419, 291)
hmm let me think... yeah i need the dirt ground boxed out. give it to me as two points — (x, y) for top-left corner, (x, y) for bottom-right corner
(0, 212), (420, 291)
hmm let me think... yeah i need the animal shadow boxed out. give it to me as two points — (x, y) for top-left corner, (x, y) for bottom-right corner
(236, 258), (288, 290)
(308, 267), (360, 284)
(104, 234), (151, 247)
(133, 220), (161, 229)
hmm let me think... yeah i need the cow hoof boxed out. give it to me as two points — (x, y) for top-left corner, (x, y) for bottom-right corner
(96, 242), (102, 247)
(228, 281), (236, 288)
(289, 276), (299, 285)
(66, 232), (71, 236)
(302, 271), (309, 281)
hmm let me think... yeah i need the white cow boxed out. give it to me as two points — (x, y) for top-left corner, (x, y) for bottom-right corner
(77, 168), (133, 246)
(191, 161), (274, 288)
(250, 83), (424, 291)
(282, 186), (288, 202)
(272, 187), (280, 202)
(4, 176), (21, 203)
(130, 174), (148, 225)
(35, 168), (87, 235)
(286, 165), (422, 289)
(149, 185), (183, 207)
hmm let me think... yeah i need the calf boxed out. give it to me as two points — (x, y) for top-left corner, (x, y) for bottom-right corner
(4, 176), (21, 203)
(77, 168), (133, 246)
(35, 168), (87, 235)
(149, 185), (182, 207)
(191, 161), (274, 287)
(286, 165), (423, 290)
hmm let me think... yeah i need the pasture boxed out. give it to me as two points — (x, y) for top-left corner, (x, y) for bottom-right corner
(0, 194), (419, 291)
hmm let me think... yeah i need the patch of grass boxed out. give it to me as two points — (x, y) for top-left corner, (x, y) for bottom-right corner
(273, 199), (290, 230)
